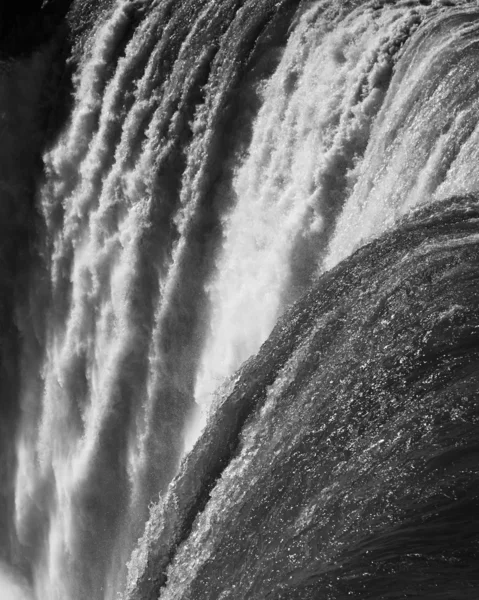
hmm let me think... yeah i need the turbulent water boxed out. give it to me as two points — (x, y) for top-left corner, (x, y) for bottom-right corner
(0, 0), (478, 599)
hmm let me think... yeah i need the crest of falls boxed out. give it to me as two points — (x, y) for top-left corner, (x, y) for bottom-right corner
(0, 0), (478, 599)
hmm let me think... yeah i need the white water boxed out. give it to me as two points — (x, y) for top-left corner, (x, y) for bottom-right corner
(14, 4), (173, 598)
(326, 4), (479, 267)
(7, 0), (479, 598)
(194, 1), (424, 416)
(0, 562), (33, 600)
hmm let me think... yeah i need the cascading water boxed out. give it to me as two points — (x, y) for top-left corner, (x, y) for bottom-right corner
(194, 1), (423, 418)
(1, 0), (479, 599)
(326, 4), (479, 267)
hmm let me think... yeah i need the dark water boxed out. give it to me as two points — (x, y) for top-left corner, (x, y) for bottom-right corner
(0, 1), (478, 598)
(127, 195), (479, 600)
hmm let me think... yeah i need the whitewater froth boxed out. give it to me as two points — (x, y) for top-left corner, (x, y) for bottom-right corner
(3, 0), (479, 598)
(326, 4), (479, 268)
(195, 1), (424, 418)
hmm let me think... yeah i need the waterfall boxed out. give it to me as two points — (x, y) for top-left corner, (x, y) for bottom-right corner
(1, 0), (478, 598)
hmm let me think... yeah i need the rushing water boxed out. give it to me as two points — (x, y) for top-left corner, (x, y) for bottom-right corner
(0, 1), (478, 599)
